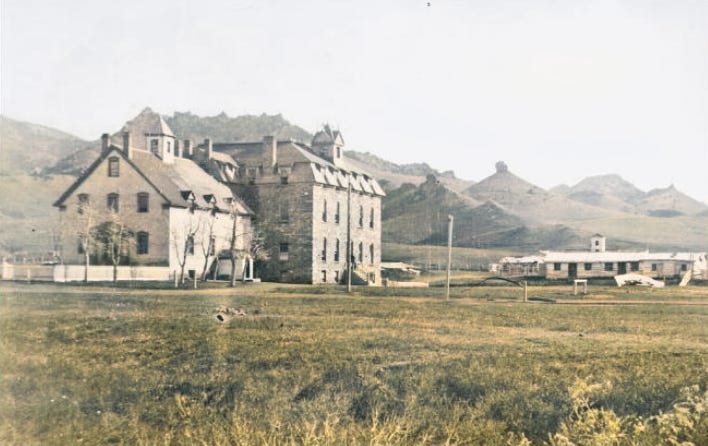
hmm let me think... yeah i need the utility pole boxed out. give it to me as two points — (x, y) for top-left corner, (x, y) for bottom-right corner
(446, 214), (454, 301)
(347, 179), (352, 293)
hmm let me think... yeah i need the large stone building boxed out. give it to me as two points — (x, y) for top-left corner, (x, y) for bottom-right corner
(211, 125), (386, 284)
(54, 114), (253, 281)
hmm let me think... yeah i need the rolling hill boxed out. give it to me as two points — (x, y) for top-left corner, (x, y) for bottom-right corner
(0, 109), (706, 257)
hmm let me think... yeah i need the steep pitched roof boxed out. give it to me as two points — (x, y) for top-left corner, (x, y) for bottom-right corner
(212, 139), (385, 197)
(54, 146), (252, 215)
(118, 108), (175, 150)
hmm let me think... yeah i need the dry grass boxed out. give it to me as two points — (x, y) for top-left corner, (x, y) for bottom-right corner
(1, 282), (706, 445)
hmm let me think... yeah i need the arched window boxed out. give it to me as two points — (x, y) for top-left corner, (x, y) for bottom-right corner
(358, 205), (364, 227)
(321, 238), (327, 261)
(358, 242), (363, 263)
(369, 244), (374, 264)
(334, 239), (340, 262)
(369, 207), (374, 229)
(322, 200), (327, 222)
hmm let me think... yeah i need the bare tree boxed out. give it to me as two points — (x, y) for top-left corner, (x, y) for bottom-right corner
(173, 206), (202, 285)
(76, 198), (94, 282)
(199, 210), (217, 282)
(92, 213), (134, 283)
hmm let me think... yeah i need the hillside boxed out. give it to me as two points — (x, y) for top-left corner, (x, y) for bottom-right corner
(166, 110), (312, 143)
(1, 110), (706, 256)
(0, 115), (89, 175)
(553, 174), (707, 217)
(382, 175), (583, 250)
(464, 162), (629, 224)
(636, 185), (708, 217)
(344, 152), (474, 193)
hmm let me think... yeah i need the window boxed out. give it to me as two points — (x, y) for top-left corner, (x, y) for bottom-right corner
(358, 242), (363, 263)
(358, 205), (364, 227)
(595, 240), (599, 246)
(321, 270), (327, 283)
(279, 243), (289, 261)
(280, 176), (288, 185)
(681, 264), (688, 272)
(369, 208), (374, 229)
(604, 262), (614, 271)
(334, 239), (340, 262)
(166, 141), (171, 154)
(279, 204), (289, 223)
(369, 244), (374, 264)
(322, 200), (327, 222)
(553, 263), (561, 271)
(137, 192), (149, 212)
(108, 157), (119, 177)
(652, 263), (658, 271)
(630, 262), (639, 272)
(336, 147), (341, 158)
(77, 193), (89, 214)
(150, 139), (159, 155)
(137, 232), (149, 254)
(334, 270), (339, 283)
(335, 202), (340, 224)
(77, 237), (85, 254)
(321, 238), (327, 261)
(186, 235), (194, 255)
(584, 263), (592, 271)
(107, 193), (120, 212)
(368, 272), (376, 284)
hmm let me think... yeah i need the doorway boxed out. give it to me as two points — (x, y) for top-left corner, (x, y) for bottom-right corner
(618, 262), (627, 275)
(568, 263), (578, 279)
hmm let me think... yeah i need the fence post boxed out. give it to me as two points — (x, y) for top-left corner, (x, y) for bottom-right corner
(523, 281), (528, 303)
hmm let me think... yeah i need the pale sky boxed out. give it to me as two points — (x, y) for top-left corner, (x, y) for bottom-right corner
(2, 0), (707, 203)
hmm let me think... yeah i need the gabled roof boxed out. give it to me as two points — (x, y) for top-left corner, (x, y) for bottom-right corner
(119, 108), (175, 150)
(54, 147), (252, 215)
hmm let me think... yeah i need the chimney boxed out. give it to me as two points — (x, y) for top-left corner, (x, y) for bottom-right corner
(204, 138), (213, 160)
(263, 135), (277, 167)
(175, 139), (182, 158)
(183, 139), (192, 158)
(122, 131), (132, 159)
(101, 133), (110, 154)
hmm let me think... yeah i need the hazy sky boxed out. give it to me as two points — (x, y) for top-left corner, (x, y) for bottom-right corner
(2, 0), (707, 203)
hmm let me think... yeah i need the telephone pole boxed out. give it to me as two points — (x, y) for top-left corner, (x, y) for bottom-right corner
(347, 179), (352, 293)
(446, 214), (454, 301)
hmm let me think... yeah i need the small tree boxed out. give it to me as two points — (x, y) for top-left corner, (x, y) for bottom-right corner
(92, 215), (134, 282)
(199, 210), (217, 282)
(173, 205), (202, 285)
(76, 201), (94, 282)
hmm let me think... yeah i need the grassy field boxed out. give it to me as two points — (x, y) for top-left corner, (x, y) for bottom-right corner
(382, 242), (521, 271)
(1, 282), (706, 445)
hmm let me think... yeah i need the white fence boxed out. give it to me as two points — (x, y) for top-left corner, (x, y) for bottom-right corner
(1, 262), (171, 282)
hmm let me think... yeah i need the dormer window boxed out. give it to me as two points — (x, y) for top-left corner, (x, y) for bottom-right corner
(203, 194), (216, 205)
(108, 157), (119, 177)
(150, 139), (159, 155)
(166, 141), (171, 154)
(336, 147), (341, 158)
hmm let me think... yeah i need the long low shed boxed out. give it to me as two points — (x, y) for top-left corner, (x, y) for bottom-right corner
(541, 251), (706, 280)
